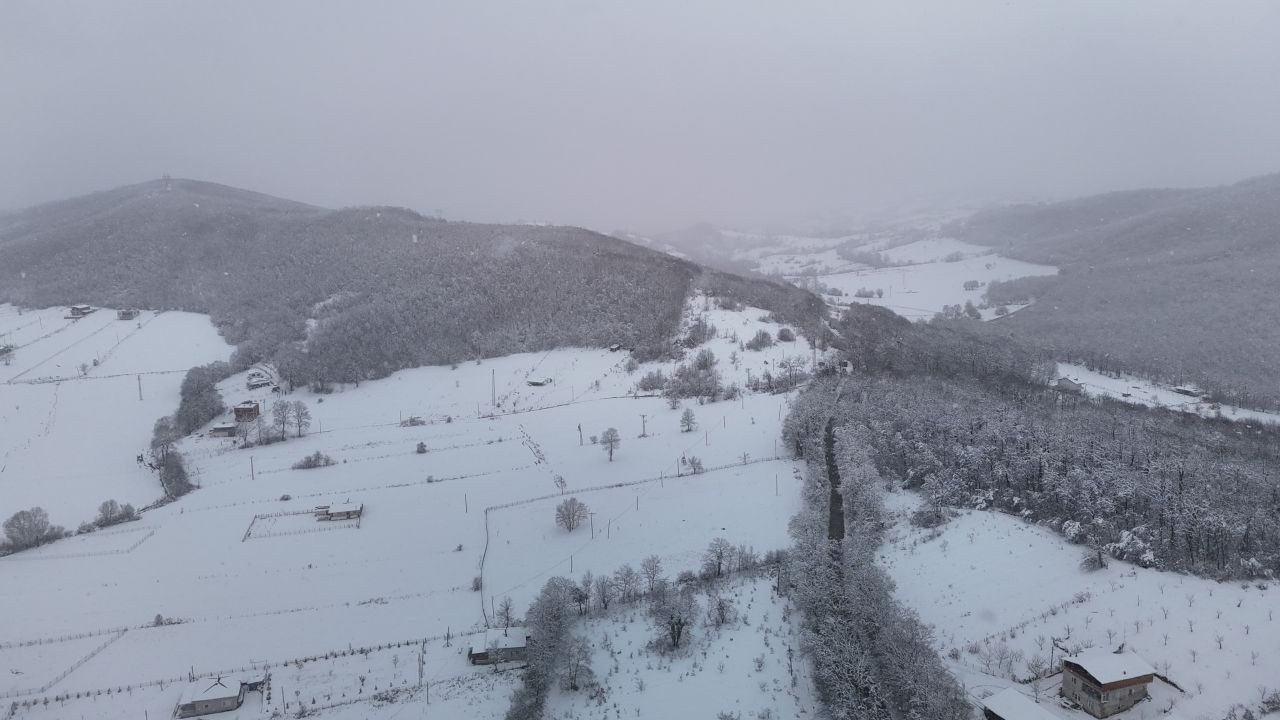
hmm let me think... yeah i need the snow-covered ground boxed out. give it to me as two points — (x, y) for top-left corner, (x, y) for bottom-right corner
(816, 238), (1058, 320)
(1057, 362), (1280, 426)
(0, 296), (811, 719)
(0, 304), (232, 526)
(879, 489), (1280, 720)
(543, 573), (819, 720)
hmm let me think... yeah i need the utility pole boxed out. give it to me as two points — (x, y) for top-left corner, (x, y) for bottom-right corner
(464, 493), (468, 513)
(491, 369), (496, 408)
(250, 456), (255, 482)
(640, 414), (648, 437)
(578, 423), (583, 446)
(589, 512), (596, 538)
(607, 518), (611, 539)
(137, 374), (143, 401)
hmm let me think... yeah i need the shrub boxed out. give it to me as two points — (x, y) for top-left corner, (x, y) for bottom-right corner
(637, 370), (666, 392)
(292, 451), (335, 470)
(776, 327), (796, 342)
(744, 329), (774, 351)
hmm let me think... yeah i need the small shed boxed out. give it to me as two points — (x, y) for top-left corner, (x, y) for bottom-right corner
(117, 308), (139, 320)
(982, 688), (1058, 720)
(233, 401), (260, 422)
(608, 343), (622, 352)
(526, 377), (552, 387)
(1054, 377), (1084, 393)
(210, 423), (238, 438)
(315, 502), (363, 521)
(69, 304), (95, 318)
(1061, 649), (1155, 718)
(468, 627), (529, 665)
(1171, 386), (1199, 398)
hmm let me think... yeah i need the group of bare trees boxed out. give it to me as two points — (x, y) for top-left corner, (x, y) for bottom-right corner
(270, 399), (312, 440)
(2, 507), (65, 553)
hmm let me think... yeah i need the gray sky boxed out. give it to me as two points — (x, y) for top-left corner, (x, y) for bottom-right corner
(4, 1), (1280, 232)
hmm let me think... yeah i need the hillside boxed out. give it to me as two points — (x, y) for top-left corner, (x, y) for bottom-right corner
(0, 179), (822, 385)
(950, 173), (1280, 409)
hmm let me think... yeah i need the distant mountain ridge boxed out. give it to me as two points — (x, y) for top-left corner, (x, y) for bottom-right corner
(0, 179), (823, 385)
(950, 172), (1280, 409)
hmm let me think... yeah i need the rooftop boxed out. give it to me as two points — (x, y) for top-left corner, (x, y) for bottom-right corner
(471, 627), (529, 654)
(1065, 649), (1155, 685)
(982, 688), (1060, 720)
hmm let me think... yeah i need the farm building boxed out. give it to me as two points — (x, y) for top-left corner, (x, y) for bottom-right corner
(247, 376), (274, 390)
(209, 423), (238, 438)
(468, 627), (529, 665)
(1172, 386), (1200, 398)
(232, 401), (260, 422)
(116, 308), (139, 320)
(68, 304), (95, 318)
(1061, 649), (1155, 718)
(526, 377), (553, 387)
(315, 502), (363, 521)
(982, 687), (1058, 720)
(175, 672), (266, 717)
(1054, 377), (1084, 393)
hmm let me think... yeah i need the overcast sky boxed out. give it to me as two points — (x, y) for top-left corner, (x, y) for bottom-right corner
(3, 1), (1280, 232)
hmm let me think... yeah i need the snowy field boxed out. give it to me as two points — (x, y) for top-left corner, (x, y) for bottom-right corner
(816, 238), (1058, 320)
(878, 490), (1280, 720)
(543, 573), (819, 720)
(0, 304), (232, 526)
(1057, 362), (1280, 426)
(1, 296), (810, 719)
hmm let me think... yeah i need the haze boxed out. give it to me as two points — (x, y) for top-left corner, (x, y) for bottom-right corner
(4, 0), (1280, 231)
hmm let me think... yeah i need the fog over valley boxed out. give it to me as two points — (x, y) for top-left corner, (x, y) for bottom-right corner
(2, 4), (1279, 720)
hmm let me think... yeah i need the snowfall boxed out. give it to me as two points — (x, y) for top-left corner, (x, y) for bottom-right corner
(0, 298), (814, 719)
(2, 235), (1272, 720)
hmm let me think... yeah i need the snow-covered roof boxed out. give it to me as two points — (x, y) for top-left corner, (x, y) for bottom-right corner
(326, 502), (362, 515)
(179, 677), (243, 704)
(471, 627), (529, 654)
(234, 401), (258, 409)
(1065, 649), (1155, 685)
(982, 688), (1059, 720)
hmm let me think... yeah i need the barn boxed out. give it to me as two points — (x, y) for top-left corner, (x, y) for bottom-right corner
(209, 423), (238, 438)
(982, 688), (1058, 720)
(1054, 377), (1084, 393)
(468, 627), (529, 665)
(116, 308), (139, 320)
(68, 304), (95, 318)
(1061, 649), (1155, 718)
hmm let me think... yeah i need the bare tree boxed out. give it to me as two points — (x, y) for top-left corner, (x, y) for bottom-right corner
(496, 596), (516, 631)
(3, 507), (62, 550)
(651, 585), (697, 649)
(640, 554), (664, 593)
(555, 497), (589, 532)
(704, 537), (733, 578)
(290, 401), (312, 437)
(599, 427), (621, 461)
(613, 564), (641, 603)
(680, 408), (697, 433)
(271, 400), (290, 439)
(563, 635), (594, 692)
(595, 574), (615, 611)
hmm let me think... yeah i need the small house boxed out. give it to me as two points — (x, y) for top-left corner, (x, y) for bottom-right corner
(209, 423), (238, 438)
(526, 377), (552, 387)
(1061, 649), (1155, 718)
(315, 502), (363, 521)
(982, 688), (1058, 720)
(69, 304), (95, 318)
(608, 343), (622, 352)
(1171, 386), (1199, 398)
(1054, 377), (1084, 393)
(468, 627), (529, 665)
(233, 401), (260, 422)
(116, 308), (139, 320)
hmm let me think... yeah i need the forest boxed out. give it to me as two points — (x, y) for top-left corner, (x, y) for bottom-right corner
(0, 179), (821, 386)
(797, 304), (1280, 581)
(951, 172), (1280, 410)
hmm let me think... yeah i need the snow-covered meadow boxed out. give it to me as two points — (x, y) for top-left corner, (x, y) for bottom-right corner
(543, 573), (819, 720)
(879, 489), (1280, 720)
(0, 297), (812, 719)
(0, 304), (231, 526)
(1057, 362), (1280, 426)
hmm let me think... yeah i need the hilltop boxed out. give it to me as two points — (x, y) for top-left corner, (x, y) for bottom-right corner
(0, 179), (822, 385)
(950, 173), (1280, 409)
